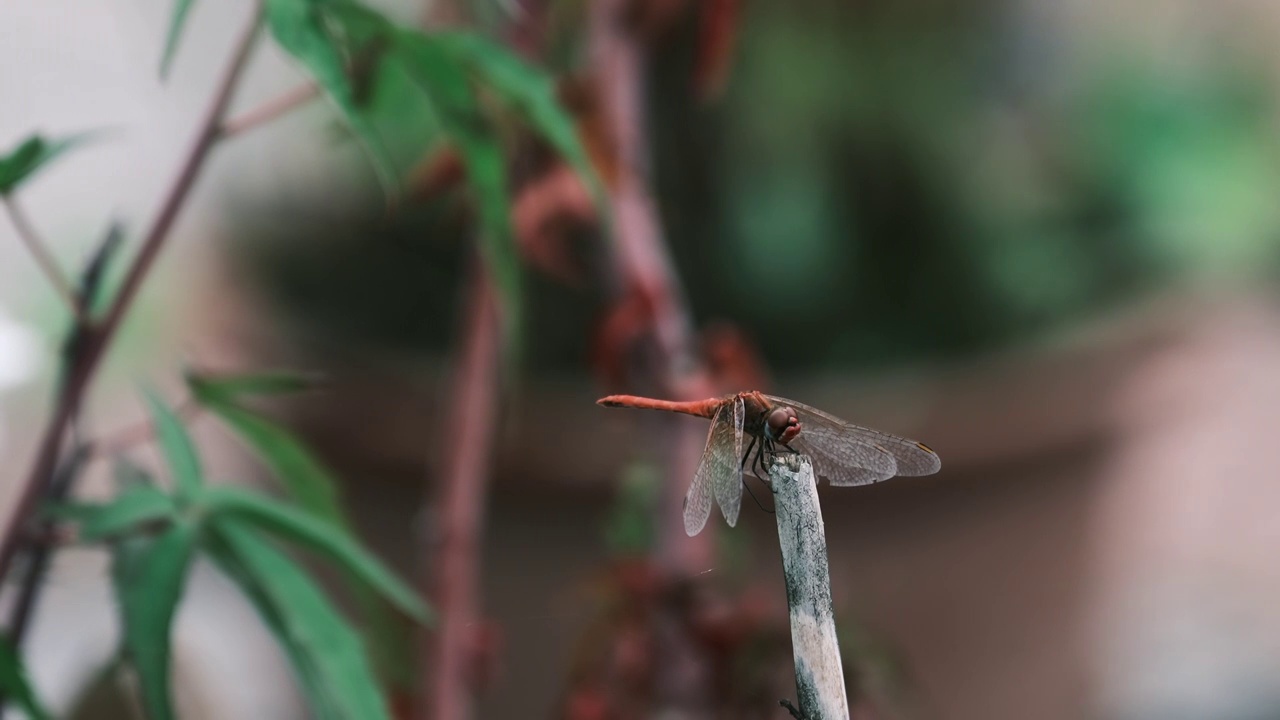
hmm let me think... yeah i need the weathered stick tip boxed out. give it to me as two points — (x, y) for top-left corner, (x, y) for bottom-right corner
(767, 452), (807, 474)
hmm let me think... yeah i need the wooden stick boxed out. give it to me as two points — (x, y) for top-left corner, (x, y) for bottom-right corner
(769, 453), (850, 720)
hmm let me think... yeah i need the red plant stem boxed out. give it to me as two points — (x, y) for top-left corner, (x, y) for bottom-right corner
(588, 0), (720, 712)
(4, 447), (89, 653)
(220, 82), (319, 138)
(0, 0), (265, 602)
(418, 266), (501, 720)
(589, 0), (715, 573)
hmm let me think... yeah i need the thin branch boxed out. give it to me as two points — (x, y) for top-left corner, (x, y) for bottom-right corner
(5, 446), (90, 651)
(219, 82), (320, 139)
(2, 195), (85, 320)
(769, 454), (849, 720)
(590, 0), (714, 573)
(418, 264), (501, 720)
(0, 0), (266, 620)
(587, 1), (720, 712)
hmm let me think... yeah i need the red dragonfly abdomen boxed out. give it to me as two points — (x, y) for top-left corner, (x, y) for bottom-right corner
(597, 394), (723, 419)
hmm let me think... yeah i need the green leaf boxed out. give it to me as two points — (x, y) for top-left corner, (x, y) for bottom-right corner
(187, 390), (345, 526)
(78, 220), (126, 315)
(264, 0), (399, 201)
(200, 487), (430, 624)
(0, 131), (100, 195)
(110, 524), (197, 720)
(0, 637), (52, 720)
(186, 370), (411, 684)
(47, 485), (177, 542)
(435, 32), (609, 215)
(393, 30), (521, 351)
(207, 547), (339, 718)
(206, 519), (393, 720)
(159, 0), (198, 80)
(185, 368), (326, 404)
(113, 456), (156, 490)
(143, 387), (203, 499)
(603, 463), (659, 556)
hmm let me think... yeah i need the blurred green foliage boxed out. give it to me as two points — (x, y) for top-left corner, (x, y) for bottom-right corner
(0, 637), (50, 720)
(54, 382), (431, 720)
(232, 0), (1280, 377)
(602, 463), (660, 556)
(654, 1), (1280, 370)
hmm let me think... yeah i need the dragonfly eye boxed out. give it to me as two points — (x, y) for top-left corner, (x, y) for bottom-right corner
(766, 407), (800, 442)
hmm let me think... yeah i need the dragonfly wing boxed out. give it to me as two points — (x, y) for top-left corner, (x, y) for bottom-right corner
(683, 439), (714, 537)
(712, 396), (745, 527)
(769, 395), (941, 479)
(791, 435), (896, 486)
(867, 433), (940, 476)
(762, 395), (900, 485)
(685, 403), (735, 535)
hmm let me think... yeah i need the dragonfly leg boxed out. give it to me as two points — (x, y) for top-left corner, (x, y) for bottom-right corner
(756, 437), (777, 477)
(740, 435), (757, 472)
(742, 473), (774, 514)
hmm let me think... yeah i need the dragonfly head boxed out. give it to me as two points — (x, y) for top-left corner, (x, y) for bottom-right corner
(765, 406), (801, 445)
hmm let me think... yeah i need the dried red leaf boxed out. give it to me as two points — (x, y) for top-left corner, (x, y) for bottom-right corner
(611, 622), (654, 687)
(406, 147), (466, 203)
(564, 686), (613, 720)
(690, 593), (746, 654)
(611, 556), (665, 601)
(589, 284), (655, 389)
(513, 162), (597, 284)
(389, 692), (409, 720)
(466, 619), (505, 692)
(700, 321), (770, 392)
(694, 0), (742, 101)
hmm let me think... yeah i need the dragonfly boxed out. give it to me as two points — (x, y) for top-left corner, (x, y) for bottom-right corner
(597, 391), (941, 536)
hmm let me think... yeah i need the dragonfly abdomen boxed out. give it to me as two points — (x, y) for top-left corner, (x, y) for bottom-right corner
(596, 394), (722, 419)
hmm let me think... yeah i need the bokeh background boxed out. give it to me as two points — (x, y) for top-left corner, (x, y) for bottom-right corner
(5, 0), (1280, 718)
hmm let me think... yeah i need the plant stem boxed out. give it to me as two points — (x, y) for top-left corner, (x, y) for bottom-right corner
(5, 447), (90, 651)
(220, 82), (320, 138)
(2, 195), (84, 320)
(768, 454), (850, 720)
(589, 0), (714, 574)
(0, 0), (265, 627)
(588, 0), (719, 712)
(418, 264), (501, 720)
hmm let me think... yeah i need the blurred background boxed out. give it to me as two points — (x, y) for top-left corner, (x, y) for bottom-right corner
(5, 0), (1280, 718)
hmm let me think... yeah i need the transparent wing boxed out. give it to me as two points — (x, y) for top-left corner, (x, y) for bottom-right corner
(684, 403), (739, 535)
(683, 433), (713, 537)
(766, 395), (941, 482)
(712, 396), (745, 527)
(790, 435), (896, 486)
